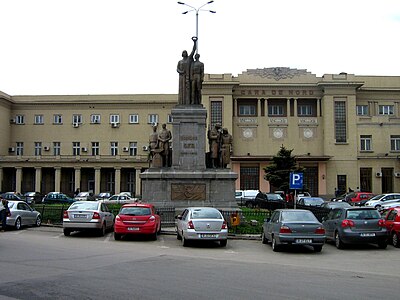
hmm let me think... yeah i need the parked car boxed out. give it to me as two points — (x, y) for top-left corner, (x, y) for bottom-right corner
(2, 192), (25, 201)
(322, 207), (388, 249)
(63, 201), (114, 236)
(23, 191), (44, 204)
(297, 197), (325, 207)
(74, 191), (95, 201)
(320, 201), (352, 210)
(95, 192), (112, 200)
(382, 207), (400, 247)
(114, 203), (161, 240)
(364, 193), (400, 209)
(379, 200), (400, 212)
(104, 194), (137, 203)
(245, 192), (285, 209)
(43, 192), (75, 204)
(176, 207), (228, 247)
(295, 192), (311, 202)
(235, 190), (259, 206)
(262, 209), (325, 252)
(6, 200), (42, 230)
(343, 192), (374, 205)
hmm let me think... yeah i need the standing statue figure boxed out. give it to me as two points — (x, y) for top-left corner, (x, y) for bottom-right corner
(177, 37), (197, 105)
(220, 128), (233, 168)
(207, 123), (222, 168)
(158, 123), (172, 167)
(190, 53), (204, 105)
(148, 125), (162, 167)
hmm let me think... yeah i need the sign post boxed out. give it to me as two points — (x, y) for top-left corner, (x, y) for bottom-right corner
(289, 172), (303, 209)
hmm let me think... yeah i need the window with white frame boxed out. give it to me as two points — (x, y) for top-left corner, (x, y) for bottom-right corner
(268, 105), (284, 116)
(111, 142), (118, 156)
(129, 114), (139, 124)
(379, 105), (394, 115)
(148, 114), (158, 124)
(238, 104), (256, 116)
(91, 114), (101, 124)
(334, 101), (347, 143)
(16, 142), (24, 156)
(167, 114), (173, 124)
(298, 105), (313, 116)
(73, 114), (82, 124)
(110, 114), (120, 124)
(15, 115), (25, 124)
(390, 135), (400, 151)
(129, 142), (138, 156)
(360, 135), (372, 151)
(53, 114), (63, 124)
(53, 142), (61, 156)
(72, 142), (81, 156)
(356, 105), (369, 116)
(34, 142), (42, 156)
(210, 101), (223, 128)
(91, 142), (99, 156)
(34, 115), (44, 124)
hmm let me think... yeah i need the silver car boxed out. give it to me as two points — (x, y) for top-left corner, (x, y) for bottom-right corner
(176, 207), (228, 247)
(63, 201), (114, 236)
(262, 209), (326, 252)
(6, 200), (42, 230)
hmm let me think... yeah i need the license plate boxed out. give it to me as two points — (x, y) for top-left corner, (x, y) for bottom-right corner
(127, 227), (139, 231)
(200, 234), (217, 238)
(360, 233), (375, 237)
(295, 239), (312, 244)
(73, 214), (87, 219)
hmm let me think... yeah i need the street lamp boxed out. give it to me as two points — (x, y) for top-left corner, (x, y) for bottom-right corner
(177, 1), (216, 53)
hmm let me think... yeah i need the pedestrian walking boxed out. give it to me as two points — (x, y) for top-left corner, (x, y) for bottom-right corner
(0, 196), (9, 231)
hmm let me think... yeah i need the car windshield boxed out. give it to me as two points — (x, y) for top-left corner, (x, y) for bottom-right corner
(77, 192), (89, 197)
(120, 207), (151, 216)
(281, 211), (317, 222)
(69, 202), (98, 210)
(369, 194), (385, 201)
(267, 194), (283, 200)
(346, 209), (381, 220)
(304, 198), (324, 205)
(191, 208), (222, 219)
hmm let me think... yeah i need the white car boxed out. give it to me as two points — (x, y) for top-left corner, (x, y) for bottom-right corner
(379, 200), (400, 212)
(364, 193), (400, 209)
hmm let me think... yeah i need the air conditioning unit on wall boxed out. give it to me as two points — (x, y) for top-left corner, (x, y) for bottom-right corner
(376, 172), (382, 178)
(123, 147), (129, 152)
(44, 146), (50, 151)
(394, 172), (400, 178)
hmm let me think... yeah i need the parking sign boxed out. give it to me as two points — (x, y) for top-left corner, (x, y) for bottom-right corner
(289, 172), (303, 190)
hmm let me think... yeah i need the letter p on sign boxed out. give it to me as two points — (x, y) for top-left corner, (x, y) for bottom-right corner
(290, 172), (303, 190)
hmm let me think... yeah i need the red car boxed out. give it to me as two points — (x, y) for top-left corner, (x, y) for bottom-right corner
(114, 203), (161, 240)
(383, 207), (400, 247)
(345, 192), (374, 204)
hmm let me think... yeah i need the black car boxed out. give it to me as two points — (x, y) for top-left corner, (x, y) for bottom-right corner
(42, 193), (75, 204)
(1, 192), (25, 202)
(245, 192), (285, 209)
(23, 192), (44, 204)
(320, 201), (351, 210)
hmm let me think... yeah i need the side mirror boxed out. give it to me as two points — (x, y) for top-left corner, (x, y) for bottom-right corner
(264, 218), (271, 223)
(175, 215), (182, 220)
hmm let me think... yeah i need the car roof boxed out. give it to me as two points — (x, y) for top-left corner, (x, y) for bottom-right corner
(275, 209), (310, 213)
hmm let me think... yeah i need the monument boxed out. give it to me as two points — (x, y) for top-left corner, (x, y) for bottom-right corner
(140, 35), (237, 209)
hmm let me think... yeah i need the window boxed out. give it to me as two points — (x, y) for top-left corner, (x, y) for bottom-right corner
(240, 166), (259, 190)
(360, 135), (372, 151)
(268, 105), (284, 116)
(210, 100), (223, 128)
(129, 142), (138, 156)
(91, 114), (101, 124)
(148, 114), (158, 124)
(111, 142), (118, 156)
(110, 114), (120, 124)
(34, 115), (44, 124)
(167, 114), (173, 124)
(390, 135), (400, 151)
(356, 105), (369, 116)
(92, 142), (99, 156)
(239, 104), (256, 116)
(16, 142), (24, 156)
(72, 114), (82, 124)
(53, 114), (63, 124)
(73, 142), (81, 156)
(34, 142), (42, 156)
(379, 105), (394, 115)
(298, 105), (313, 116)
(129, 114), (139, 124)
(15, 115), (25, 124)
(53, 142), (61, 156)
(334, 101), (347, 143)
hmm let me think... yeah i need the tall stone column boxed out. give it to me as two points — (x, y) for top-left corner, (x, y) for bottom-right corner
(15, 167), (22, 193)
(35, 167), (42, 192)
(54, 167), (61, 192)
(74, 167), (81, 191)
(135, 167), (141, 197)
(317, 98), (321, 117)
(115, 167), (121, 194)
(94, 167), (101, 195)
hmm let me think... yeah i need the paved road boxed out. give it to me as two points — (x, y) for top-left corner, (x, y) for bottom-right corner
(0, 227), (399, 300)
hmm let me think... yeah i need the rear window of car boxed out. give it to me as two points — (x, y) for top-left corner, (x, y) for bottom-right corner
(304, 198), (324, 205)
(191, 209), (222, 219)
(266, 194), (283, 200)
(281, 211), (317, 222)
(69, 202), (98, 210)
(120, 207), (151, 216)
(346, 209), (380, 220)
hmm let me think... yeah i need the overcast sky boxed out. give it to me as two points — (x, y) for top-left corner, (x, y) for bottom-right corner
(1, 0), (400, 95)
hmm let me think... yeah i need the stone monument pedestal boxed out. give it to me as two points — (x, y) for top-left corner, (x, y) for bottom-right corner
(140, 105), (238, 210)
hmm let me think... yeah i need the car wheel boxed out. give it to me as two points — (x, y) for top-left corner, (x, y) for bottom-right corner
(151, 230), (158, 241)
(392, 232), (400, 248)
(157, 223), (162, 234)
(15, 218), (22, 230)
(261, 232), (268, 244)
(99, 223), (106, 236)
(35, 216), (42, 227)
(313, 245), (323, 252)
(176, 230), (182, 240)
(181, 233), (188, 247)
(271, 236), (280, 252)
(63, 228), (71, 236)
(335, 231), (345, 249)
(220, 239), (227, 247)
(375, 204), (381, 209)
(377, 241), (387, 249)
(114, 232), (122, 240)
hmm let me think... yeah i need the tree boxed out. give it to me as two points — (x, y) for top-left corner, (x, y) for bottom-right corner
(263, 145), (303, 192)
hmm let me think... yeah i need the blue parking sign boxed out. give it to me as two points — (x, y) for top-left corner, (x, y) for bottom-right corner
(289, 172), (303, 190)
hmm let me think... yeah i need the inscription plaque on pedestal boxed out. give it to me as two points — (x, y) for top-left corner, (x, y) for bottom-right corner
(171, 183), (206, 201)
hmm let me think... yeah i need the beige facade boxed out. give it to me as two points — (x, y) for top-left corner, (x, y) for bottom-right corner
(1, 68), (400, 197)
